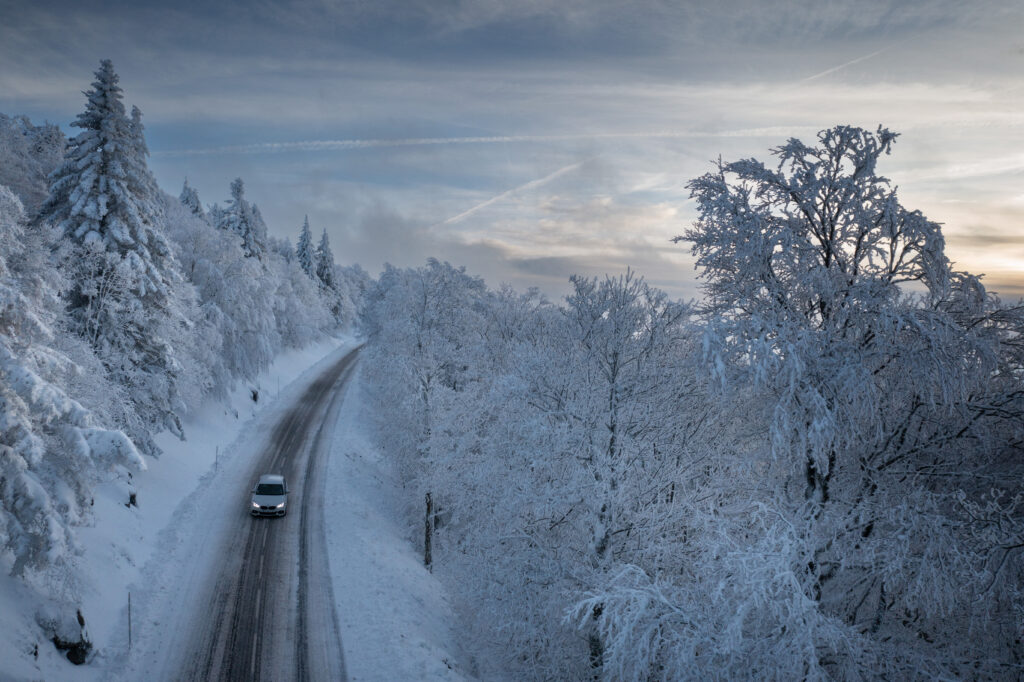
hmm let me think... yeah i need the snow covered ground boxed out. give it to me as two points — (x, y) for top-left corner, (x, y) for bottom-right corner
(324, 364), (469, 681)
(0, 337), (466, 681)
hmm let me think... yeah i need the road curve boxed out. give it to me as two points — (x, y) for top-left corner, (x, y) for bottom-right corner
(176, 347), (358, 681)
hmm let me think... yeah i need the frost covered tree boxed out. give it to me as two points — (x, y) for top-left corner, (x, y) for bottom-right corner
(361, 265), (717, 679)
(617, 124), (1024, 677)
(268, 235), (294, 262)
(0, 184), (143, 581)
(215, 177), (266, 259)
(179, 178), (205, 221)
(561, 271), (693, 566)
(362, 260), (487, 481)
(296, 215), (314, 278)
(0, 114), (65, 216)
(315, 228), (335, 289)
(127, 105), (159, 201)
(681, 126), (952, 504)
(39, 61), (174, 285)
(268, 246), (333, 347)
(163, 196), (275, 383)
(163, 191), (343, 394)
(36, 60), (187, 452)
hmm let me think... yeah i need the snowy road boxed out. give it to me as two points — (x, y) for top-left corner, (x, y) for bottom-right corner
(173, 347), (357, 681)
(99, 340), (464, 682)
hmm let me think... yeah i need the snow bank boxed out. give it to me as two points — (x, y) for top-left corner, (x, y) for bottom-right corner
(324, 365), (468, 681)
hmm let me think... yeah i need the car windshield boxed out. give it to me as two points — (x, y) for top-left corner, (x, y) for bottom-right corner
(255, 483), (285, 495)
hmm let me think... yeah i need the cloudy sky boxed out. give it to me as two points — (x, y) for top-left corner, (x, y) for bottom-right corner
(2, 0), (1022, 300)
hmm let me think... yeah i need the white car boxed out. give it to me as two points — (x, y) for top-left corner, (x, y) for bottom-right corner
(250, 474), (288, 517)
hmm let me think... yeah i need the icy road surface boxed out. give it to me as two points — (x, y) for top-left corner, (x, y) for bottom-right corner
(178, 347), (356, 680)
(123, 346), (358, 681)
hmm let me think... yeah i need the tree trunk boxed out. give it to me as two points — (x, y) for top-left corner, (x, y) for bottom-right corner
(588, 603), (604, 679)
(424, 491), (433, 571)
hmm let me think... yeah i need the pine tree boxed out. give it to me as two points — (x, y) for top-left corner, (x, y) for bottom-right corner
(250, 202), (269, 257)
(37, 60), (186, 452)
(296, 215), (314, 278)
(39, 60), (176, 299)
(128, 105), (160, 200)
(179, 178), (205, 220)
(216, 177), (266, 259)
(315, 228), (335, 289)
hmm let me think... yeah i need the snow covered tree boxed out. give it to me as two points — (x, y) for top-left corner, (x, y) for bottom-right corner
(179, 178), (205, 221)
(268, 246), (334, 348)
(0, 184), (144, 580)
(0, 114), (66, 216)
(362, 260), (487, 477)
(38, 61), (175, 289)
(296, 215), (314, 278)
(207, 202), (225, 232)
(681, 126), (951, 503)
(215, 177), (266, 259)
(648, 124), (1024, 677)
(126, 105), (160, 202)
(36, 60), (187, 453)
(561, 271), (693, 566)
(268, 235), (294, 262)
(163, 196), (275, 383)
(361, 265), (716, 679)
(315, 228), (335, 289)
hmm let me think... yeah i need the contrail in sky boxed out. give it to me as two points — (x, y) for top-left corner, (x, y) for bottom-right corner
(157, 135), (579, 156)
(439, 161), (585, 227)
(799, 47), (889, 83)
(154, 129), (815, 157)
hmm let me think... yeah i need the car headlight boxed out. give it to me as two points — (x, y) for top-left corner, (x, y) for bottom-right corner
(251, 501), (260, 508)
(275, 503), (285, 509)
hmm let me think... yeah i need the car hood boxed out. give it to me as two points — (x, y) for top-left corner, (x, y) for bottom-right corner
(252, 494), (286, 506)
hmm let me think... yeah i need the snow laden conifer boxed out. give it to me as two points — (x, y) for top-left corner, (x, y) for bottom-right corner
(215, 178), (266, 259)
(39, 60), (176, 298)
(296, 215), (314, 278)
(179, 178), (205, 221)
(127, 105), (160, 203)
(0, 184), (144, 580)
(37, 60), (187, 453)
(315, 228), (335, 289)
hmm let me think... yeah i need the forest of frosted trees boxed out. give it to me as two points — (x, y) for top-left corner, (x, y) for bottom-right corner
(360, 127), (1024, 679)
(2, 58), (1023, 681)
(0, 62), (363, 599)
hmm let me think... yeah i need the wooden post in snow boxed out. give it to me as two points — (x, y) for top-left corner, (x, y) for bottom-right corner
(424, 492), (433, 571)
